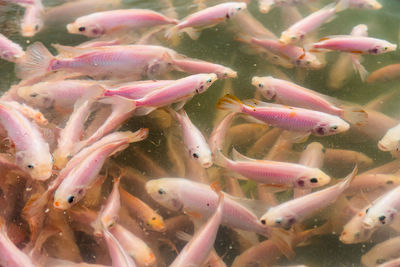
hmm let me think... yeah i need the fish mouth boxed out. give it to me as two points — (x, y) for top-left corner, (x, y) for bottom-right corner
(201, 161), (213, 168)
(66, 23), (76, 34)
(53, 199), (69, 210)
(378, 142), (388, 151)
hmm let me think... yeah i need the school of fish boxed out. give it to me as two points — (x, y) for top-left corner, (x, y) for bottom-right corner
(0, 0), (398, 266)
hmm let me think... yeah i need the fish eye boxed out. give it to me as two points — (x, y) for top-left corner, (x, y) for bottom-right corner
(192, 153), (199, 159)
(29, 93), (38, 98)
(354, 232), (360, 238)
(378, 215), (386, 224)
(386, 180), (393, 184)
(384, 47), (388, 50)
(310, 178), (318, 183)
(275, 218), (282, 224)
(366, 208), (369, 213)
(258, 83), (263, 88)
(207, 79), (212, 83)
(306, 61), (311, 65)
(331, 125), (338, 130)
(260, 219), (266, 225)
(291, 36), (296, 40)
(27, 164), (34, 169)
(34, 24), (39, 31)
(223, 72), (228, 77)
(67, 195), (75, 203)
(158, 188), (166, 195)
(376, 259), (386, 264)
(78, 26), (86, 32)
(236, 7), (242, 10)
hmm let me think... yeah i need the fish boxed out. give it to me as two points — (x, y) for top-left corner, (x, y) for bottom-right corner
(0, 101), (52, 180)
(216, 94), (350, 137)
(169, 108), (212, 168)
(53, 128), (148, 210)
(340, 203), (375, 244)
(279, 0), (348, 44)
(348, 0), (382, 9)
(307, 35), (397, 54)
(0, 33), (24, 62)
(214, 148), (331, 188)
(251, 76), (368, 126)
(170, 190), (224, 267)
(165, 2), (247, 41)
(104, 80), (174, 99)
(361, 236), (400, 266)
(15, 43), (177, 80)
(103, 228), (137, 267)
(20, 0), (44, 37)
(172, 58), (237, 79)
(367, 64), (400, 83)
(98, 178), (121, 231)
(67, 9), (178, 38)
(260, 167), (357, 229)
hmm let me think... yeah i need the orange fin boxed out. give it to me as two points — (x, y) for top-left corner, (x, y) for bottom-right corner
(185, 211), (203, 219)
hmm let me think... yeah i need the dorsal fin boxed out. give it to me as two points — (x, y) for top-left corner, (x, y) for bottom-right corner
(231, 148), (255, 162)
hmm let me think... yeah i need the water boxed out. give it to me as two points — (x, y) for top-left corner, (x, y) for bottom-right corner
(2, 0), (400, 266)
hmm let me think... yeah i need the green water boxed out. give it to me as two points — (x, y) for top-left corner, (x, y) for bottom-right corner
(2, 0), (400, 266)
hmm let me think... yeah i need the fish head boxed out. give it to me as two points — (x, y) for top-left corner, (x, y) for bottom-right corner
(340, 209), (372, 244)
(216, 67), (237, 79)
(227, 3), (247, 19)
(21, 6), (43, 38)
(313, 118), (350, 136)
(261, 210), (296, 229)
(17, 85), (54, 109)
(66, 20), (105, 38)
(363, 208), (396, 229)
(258, 0), (274, 13)
(197, 73), (218, 94)
(296, 169), (331, 188)
(22, 22), (43, 37)
(252, 76), (277, 100)
(189, 146), (213, 168)
(378, 126), (400, 152)
(15, 150), (53, 181)
(300, 53), (324, 70)
(53, 185), (86, 210)
(145, 178), (183, 211)
(280, 30), (298, 45)
(145, 214), (166, 232)
(358, 0), (382, 9)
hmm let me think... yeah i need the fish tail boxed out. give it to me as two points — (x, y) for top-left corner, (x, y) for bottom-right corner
(128, 128), (149, 143)
(165, 25), (181, 46)
(340, 165), (358, 190)
(15, 42), (54, 80)
(342, 106), (368, 126)
(216, 94), (243, 112)
(335, 0), (349, 12)
(351, 55), (369, 82)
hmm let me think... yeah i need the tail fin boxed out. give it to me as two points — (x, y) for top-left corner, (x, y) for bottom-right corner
(351, 55), (368, 82)
(216, 94), (243, 112)
(15, 42), (54, 80)
(128, 128), (149, 143)
(342, 106), (368, 126)
(339, 165), (358, 190)
(165, 25), (181, 46)
(335, 0), (349, 12)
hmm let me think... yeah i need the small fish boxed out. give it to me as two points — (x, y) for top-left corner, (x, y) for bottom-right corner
(362, 184), (400, 229)
(260, 167), (357, 229)
(280, 0), (348, 44)
(361, 236), (400, 267)
(172, 58), (237, 79)
(347, 174), (400, 195)
(67, 9), (178, 37)
(367, 64), (400, 83)
(307, 35), (397, 54)
(252, 76), (367, 126)
(0, 217), (36, 267)
(110, 224), (156, 267)
(132, 73), (218, 116)
(99, 178), (121, 231)
(348, 0), (382, 9)
(16, 43), (177, 80)
(53, 128), (148, 209)
(209, 112), (237, 154)
(0, 33), (24, 62)
(214, 148), (331, 188)
(170, 190), (224, 267)
(21, 0), (44, 37)
(378, 123), (400, 154)
(119, 186), (166, 232)
(103, 228), (137, 267)
(170, 108), (212, 168)
(165, 2), (247, 41)
(235, 34), (323, 69)
(216, 95), (350, 137)
(0, 101), (52, 180)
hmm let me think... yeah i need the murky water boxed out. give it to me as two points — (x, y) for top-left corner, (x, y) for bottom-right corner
(1, 0), (400, 266)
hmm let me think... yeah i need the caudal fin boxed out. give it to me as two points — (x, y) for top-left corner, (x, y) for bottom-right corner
(128, 128), (149, 143)
(342, 106), (368, 126)
(15, 42), (54, 80)
(216, 94), (243, 112)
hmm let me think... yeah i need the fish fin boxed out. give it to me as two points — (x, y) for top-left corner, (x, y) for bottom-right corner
(335, 0), (349, 12)
(283, 131), (310, 143)
(228, 195), (270, 217)
(128, 128), (149, 143)
(259, 183), (290, 193)
(234, 32), (252, 44)
(52, 44), (88, 57)
(165, 25), (181, 46)
(339, 165), (358, 190)
(176, 230), (192, 242)
(351, 55), (368, 82)
(216, 94), (243, 112)
(239, 114), (268, 125)
(231, 148), (255, 162)
(134, 106), (157, 116)
(15, 42), (54, 80)
(98, 95), (136, 112)
(185, 210), (203, 219)
(268, 228), (296, 259)
(212, 148), (229, 168)
(183, 27), (202, 40)
(75, 85), (105, 107)
(172, 99), (189, 111)
(342, 106), (368, 126)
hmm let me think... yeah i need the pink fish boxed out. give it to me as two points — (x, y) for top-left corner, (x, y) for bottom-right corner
(170, 109), (212, 168)
(0, 217), (36, 267)
(236, 34), (323, 69)
(16, 43), (177, 80)
(67, 9), (178, 37)
(170, 191), (224, 267)
(251, 76), (367, 126)
(165, 2), (247, 41)
(216, 95), (350, 137)
(132, 73), (218, 115)
(103, 229), (137, 267)
(172, 58), (237, 79)
(348, 0), (382, 9)
(260, 167), (356, 229)
(0, 101), (52, 180)
(308, 35), (397, 54)
(214, 148), (330, 188)
(209, 112), (236, 154)
(21, 0), (44, 37)
(53, 129), (148, 209)
(0, 33), (24, 62)
(279, 0), (348, 44)
(97, 178), (121, 232)
(104, 80), (173, 99)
